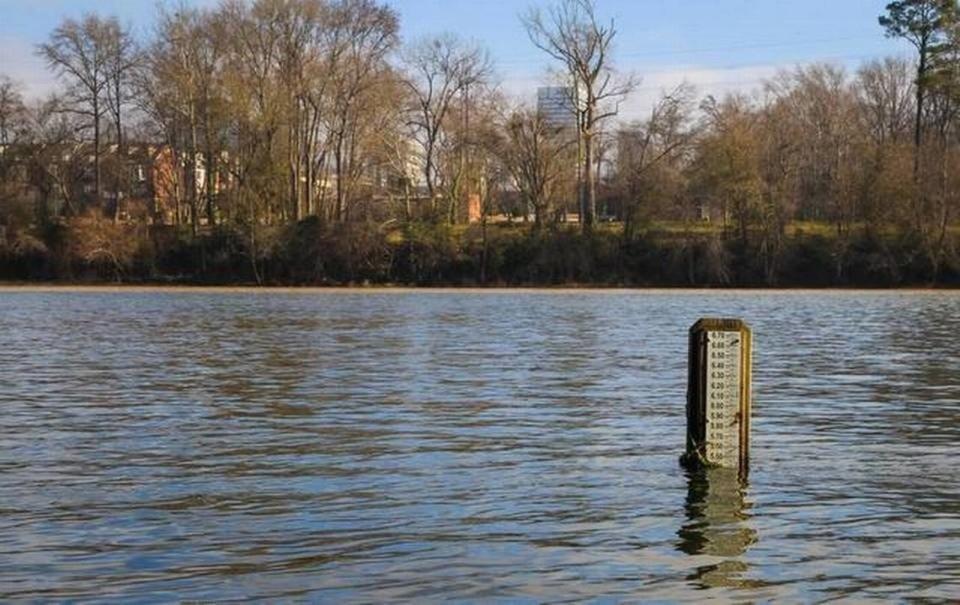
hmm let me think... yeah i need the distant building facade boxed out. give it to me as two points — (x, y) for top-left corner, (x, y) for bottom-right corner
(537, 86), (578, 131)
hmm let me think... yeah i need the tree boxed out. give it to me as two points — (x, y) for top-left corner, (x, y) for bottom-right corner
(920, 25), (960, 281)
(692, 95), (763, 245)
(854, 58), (916, 236)
(144, 4), (228, 230)
(220, 0), (292, 283)
(0, 78), (31, 235)
(22, 97), (88, 221)
(38, 15), (118, 213)
(0, 77), (28, 147)
(770, 65), (857, 228)
(880, 0), (957, 159)
(402, 34), (492, 221)
(267, 0), (327, 223)
(615, 84), (697, 238)
(370, 74), (418, 220)
(325, 0), (399, 222)
(856, 57), (916, 145)
(522, 0), (636, 231)
(880, 1), (960, 280)
(502, 107), (576, 228)
(102, 19), (138, 222)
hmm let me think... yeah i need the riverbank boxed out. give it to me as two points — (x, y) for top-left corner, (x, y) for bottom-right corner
(2, 284), (959, 294)
(2, 221), (958, 288)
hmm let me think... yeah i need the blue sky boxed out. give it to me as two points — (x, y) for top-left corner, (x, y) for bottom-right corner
(0, 0), (910, 119)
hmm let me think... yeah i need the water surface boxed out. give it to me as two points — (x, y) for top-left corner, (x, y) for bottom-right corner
(1, 289), (958, 601)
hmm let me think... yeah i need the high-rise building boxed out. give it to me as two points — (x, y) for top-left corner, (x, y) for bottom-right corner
(537, 86), (577, 130)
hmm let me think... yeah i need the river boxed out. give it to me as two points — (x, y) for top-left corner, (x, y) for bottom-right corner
(1, 289), (958, 601)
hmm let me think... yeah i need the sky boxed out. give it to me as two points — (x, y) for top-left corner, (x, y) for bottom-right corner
(0, 0), (912, 121)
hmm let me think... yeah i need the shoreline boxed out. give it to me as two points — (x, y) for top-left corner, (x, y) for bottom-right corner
(1, 283), (958, 294)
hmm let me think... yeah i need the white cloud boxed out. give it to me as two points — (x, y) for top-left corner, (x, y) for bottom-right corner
(621, 63), (782, 121)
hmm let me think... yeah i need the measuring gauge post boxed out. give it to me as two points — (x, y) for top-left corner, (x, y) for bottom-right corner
(683, 319), (753, 477)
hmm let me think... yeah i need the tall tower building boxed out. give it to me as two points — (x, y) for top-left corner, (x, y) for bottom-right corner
(537, 86), (577, 131)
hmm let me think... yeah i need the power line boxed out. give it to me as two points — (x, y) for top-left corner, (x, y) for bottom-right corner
(634, 52), (885, 82)
(497, 34), (892, 67)
(615, 35), (883, 59)
(504, 53), (892, 96)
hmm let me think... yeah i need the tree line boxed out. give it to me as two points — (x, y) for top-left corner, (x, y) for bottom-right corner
(0, 0), (959, 286)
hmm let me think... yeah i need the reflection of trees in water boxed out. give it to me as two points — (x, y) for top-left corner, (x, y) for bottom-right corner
(677, 468), (762, 589)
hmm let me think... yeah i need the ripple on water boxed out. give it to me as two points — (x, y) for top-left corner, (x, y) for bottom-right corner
(0, 290), (958, 601)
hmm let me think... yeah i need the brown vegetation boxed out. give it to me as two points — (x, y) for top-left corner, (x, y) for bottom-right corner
(0, 0), (959, 286)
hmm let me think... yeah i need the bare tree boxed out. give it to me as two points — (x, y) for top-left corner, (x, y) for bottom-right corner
(856, 57), (916, 144)
(522, 0), (636, 231)
(145, 4), (229, 231)
(220, 0), (291, 283)
(433, 81), (504, 224)
(616, 84), (698, 236)
(267, 0), (326, 222)
(325, 0), (399, 222)
(0, 78), (30, 234)
(23, 97), (89, 220)
(0, 77), (28, 148)
(370, 74), (418, 220)
(402, 34), (492, 221)
(772, 65), (858, 229)
(38, 15), (116, 213)
(502, 107), (576, 227)
(692, 94), (764, 244)
(853, 58), (916, 242)
(103, 20), (138, 222)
